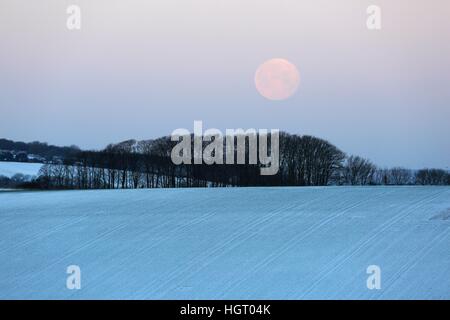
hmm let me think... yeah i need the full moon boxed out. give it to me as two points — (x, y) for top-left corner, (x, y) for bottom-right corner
(254, 58), (300, 101)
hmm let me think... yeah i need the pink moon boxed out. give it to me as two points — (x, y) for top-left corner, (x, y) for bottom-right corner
(254, 58), (300, 101)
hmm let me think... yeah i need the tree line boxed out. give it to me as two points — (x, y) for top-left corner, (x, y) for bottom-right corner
(19, 132), (449, 189)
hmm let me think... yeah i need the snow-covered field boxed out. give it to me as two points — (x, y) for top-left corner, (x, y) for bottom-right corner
(0, 187), (449, 299)
(0, 161), (42, 178)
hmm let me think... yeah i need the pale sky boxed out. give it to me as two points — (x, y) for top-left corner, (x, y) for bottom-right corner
(0, 0), (449, 168)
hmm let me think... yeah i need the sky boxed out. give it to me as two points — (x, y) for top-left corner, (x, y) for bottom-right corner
(0, 0), (449, 169)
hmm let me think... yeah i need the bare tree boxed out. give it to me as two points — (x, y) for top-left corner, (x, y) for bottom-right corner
(343, 155), (377, 185)
(388, 167), (412, 185)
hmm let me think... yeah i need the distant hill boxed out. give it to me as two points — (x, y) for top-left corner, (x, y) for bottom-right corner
(0, 138), (80, 163)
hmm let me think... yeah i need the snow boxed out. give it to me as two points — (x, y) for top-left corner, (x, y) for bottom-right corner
(0, 186), (449, 299)
(0, 161), (42, 178)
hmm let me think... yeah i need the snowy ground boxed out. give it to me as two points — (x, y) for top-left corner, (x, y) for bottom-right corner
(0, 187), (449, 299)
(0, 161), (42, 178)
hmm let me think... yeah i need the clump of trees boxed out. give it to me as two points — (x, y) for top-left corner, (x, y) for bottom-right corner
(338, 156), (377, 185)
(278, 133), (346, 186)
(415, 168), (450, 185)
(0, 174), (34, 188)
(34, 133), (347, 189)
(19, 133), (449, 190)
